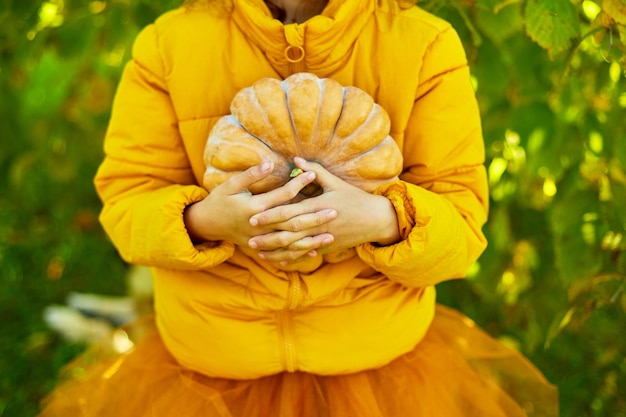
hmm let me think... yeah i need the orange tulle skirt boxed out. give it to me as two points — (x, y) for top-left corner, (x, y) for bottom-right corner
(38, 305), (558, 417)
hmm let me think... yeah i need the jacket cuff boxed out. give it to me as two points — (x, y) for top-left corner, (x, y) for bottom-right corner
(355, 181), (430, 285)
(377, 181), (417, 241)
(115, 184), (235, 270)
(357, 180), (424, 255)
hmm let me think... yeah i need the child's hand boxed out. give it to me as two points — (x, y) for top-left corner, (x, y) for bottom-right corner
(183, 162), (336, 248)
(248, 157), (401, 265)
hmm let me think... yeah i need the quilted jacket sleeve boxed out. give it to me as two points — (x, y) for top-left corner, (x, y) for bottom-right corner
(94, 25), (235, 270)
(357, 26), (489, 287)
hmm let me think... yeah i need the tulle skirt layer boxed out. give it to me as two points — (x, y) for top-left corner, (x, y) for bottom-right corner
(38, 305), (558, 417)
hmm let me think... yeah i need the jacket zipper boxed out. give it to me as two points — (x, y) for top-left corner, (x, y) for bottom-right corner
(286, 271), (302, 309)
(289, 59), (306, 74)
(283, 25), (307, 75)
(279, 24), (306, 370)
(278, 271), (303, 372)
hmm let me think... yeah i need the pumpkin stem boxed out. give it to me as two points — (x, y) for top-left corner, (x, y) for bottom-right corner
(289, 167), (321, 197)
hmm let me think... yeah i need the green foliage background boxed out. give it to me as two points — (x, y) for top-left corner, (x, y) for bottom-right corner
(0, 0), (625, 416)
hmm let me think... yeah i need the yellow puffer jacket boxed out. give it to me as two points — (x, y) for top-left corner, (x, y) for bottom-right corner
(94, 0), (489, 379)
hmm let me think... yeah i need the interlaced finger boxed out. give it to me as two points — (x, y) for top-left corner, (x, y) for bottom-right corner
(252, 170), (316, 212)
(220, 162), (273, 195)
(257, 234), (334, 264)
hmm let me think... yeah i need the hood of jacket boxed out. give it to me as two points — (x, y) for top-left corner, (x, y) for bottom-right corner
(231, 0), (374, 75)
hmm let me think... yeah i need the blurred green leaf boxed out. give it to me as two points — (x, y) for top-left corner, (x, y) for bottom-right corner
(21, 50), (76, 119)
(524, 0), (580, 57)
(603, 0), (626, 25)
(474, 0), (523, 43)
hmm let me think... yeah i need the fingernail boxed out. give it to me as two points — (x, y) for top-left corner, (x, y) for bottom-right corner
(308, 250), (317, 257)
(261, 161), (272, 171)
(249, 240), (258, 249)
(322, 237), (334, 245)
(327, 210), (337, 219)
(258, 252), (265, 259)
(249, 217), (259, 226)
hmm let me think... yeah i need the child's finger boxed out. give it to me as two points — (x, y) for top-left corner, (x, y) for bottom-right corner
(254, 169), (316, 210)
(255, 234), (335, 264)
(248, 211), (336, 251)
(293, 157), (343, 190)
(220, 162), (274, 194)
(250, 206), (336, 230)
(286, 234), (334, 252)
(248, 229), (307, 252)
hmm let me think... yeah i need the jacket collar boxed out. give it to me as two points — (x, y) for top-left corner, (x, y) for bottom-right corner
(231, 0), (374, 75)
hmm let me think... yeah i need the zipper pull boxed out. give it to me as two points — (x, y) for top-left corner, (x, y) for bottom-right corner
(285, 44), (305, 64)
(283, 25), (306, 71)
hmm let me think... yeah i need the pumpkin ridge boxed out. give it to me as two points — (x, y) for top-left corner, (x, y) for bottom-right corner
(281, 81), (302, 161)
(302, 77), (330, 161)
(205, 116), (278, 172)
(312, 78), (342, 164)
(324, 102), (385, 166)
(229, 114), (275, 155)
(340, 136), (403, 180)
(238, 89), (277, 153)
(251, 79), (298, 157)
(318, 87), (347, 162)
(312, 78), (324, 156)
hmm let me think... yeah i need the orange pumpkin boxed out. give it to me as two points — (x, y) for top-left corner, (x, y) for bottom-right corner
(203, 73), (402, 196)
